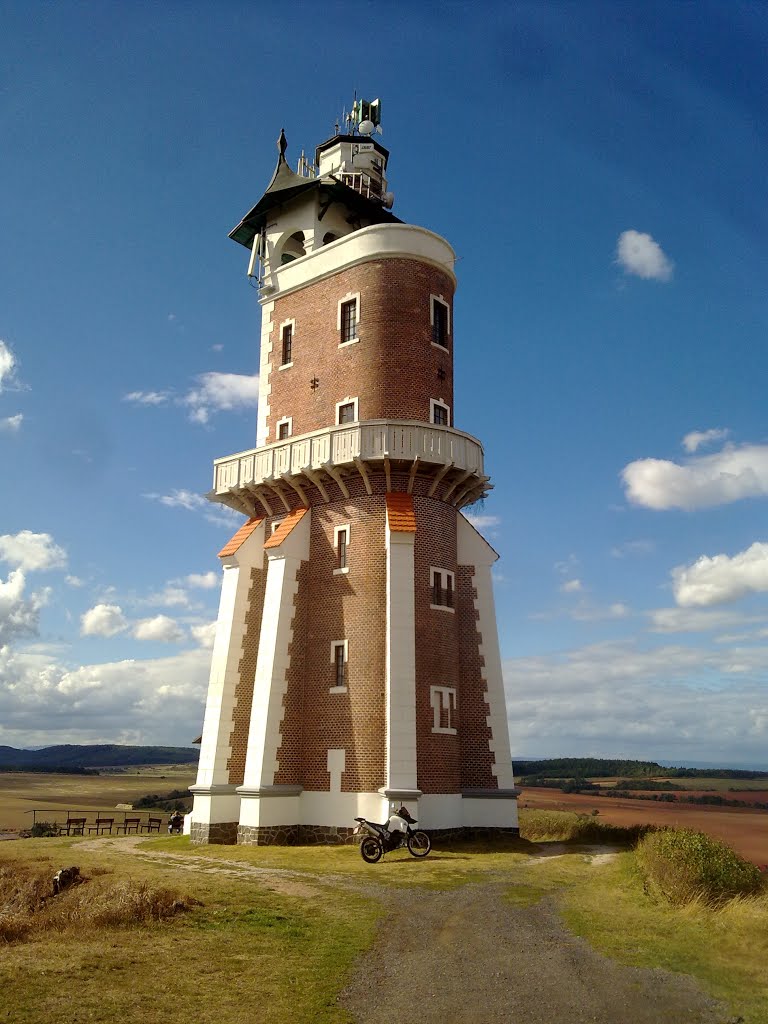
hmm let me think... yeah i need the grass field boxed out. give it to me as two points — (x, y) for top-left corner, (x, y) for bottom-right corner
(0, 769), (197, 831)
(1, 815), (766, 1024)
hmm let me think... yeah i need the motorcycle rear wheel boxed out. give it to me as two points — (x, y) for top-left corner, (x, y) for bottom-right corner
(360, 837), (383, 863)
(407, 830), (431, 857)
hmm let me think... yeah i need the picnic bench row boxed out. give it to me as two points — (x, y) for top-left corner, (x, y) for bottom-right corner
(57, 816), (165, 836)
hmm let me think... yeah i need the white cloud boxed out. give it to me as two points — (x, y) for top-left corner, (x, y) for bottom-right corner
(191, 621), (217, 649)
(672, 541), (768, 608)
(133, 615), (185, 643)
(211, 344), (224, 353)
(0, 570), (49, 646)
(571, 601), (630, 621)
(144, 489), (242, 528)
(65, 575), (85, 588)
(0, 531), (67, 572)
(185, 572), (218, 589)
(560, 579), (583, 593)
(504, 639), (768, 765)
(0, 340), (19, 392)
(648, 607), (760, 633)
(123, 390), (171, 406)
(610, 540), (655, 558)
(81, 603), (128, 637)
(182, 372), (259, 424)
(462, 513), (502, 532)
(622, 443), (768, 510)
(145, 585), (190, 608)
(0, 414), (22, 433)
(682, 428), (729, 453)
(616, 229), (673, 282)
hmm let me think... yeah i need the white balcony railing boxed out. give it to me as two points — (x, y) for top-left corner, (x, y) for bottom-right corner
(212, 420), (486, 498)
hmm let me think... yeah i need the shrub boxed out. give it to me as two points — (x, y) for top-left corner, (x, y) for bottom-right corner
(30, 822), (58, 838)
(636, 828), (764, 906)
(519, 809), (655, 845)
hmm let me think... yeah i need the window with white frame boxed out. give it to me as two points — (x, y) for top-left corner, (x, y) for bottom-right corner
(430, 295), (450, 350)
(330, 640), (348, 692)
(334, 524), (350, 574)
(336, 397), (359, 424)
(430, 399), (450, 427)
(276, 416), (292, 440)
(430, 567), (455, 610)
(280, 320), (294, 366)
(337, 293), (360, 345)
(430, 686), (457, 734)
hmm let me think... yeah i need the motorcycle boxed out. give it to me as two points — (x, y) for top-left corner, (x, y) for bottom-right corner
(353, 805), (431, 863)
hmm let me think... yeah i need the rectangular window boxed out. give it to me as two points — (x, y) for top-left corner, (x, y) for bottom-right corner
(340, 299), (357, 343)
(281, 323), (293, 365)
(431, 401), (449, 426)
(431, 297), (449, 349)
(330, 640), (348, 692)
(430, 686), (457, 734)
(276, 416), (292, 440)
(431, 567), (455, 610)
(337, 401), (356, 424)
(337, 530), (347, 568)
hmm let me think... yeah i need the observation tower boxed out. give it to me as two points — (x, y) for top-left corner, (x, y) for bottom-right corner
(190, 99), (518, 844)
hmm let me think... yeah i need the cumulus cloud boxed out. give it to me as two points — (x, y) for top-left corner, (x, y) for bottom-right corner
(123, 390), (171, 406)
(145, 586), (190, 608)
(0, 340), (19, 391)
(504, 639), (768, 765)
(0, 570), (49, 646)
(191, 621), (217, 649)
(81, 603), (128, 637)
(182, 372), (259, 425)
(622, 443), (768, 510)
(682, 428), (729, 453)
(186, 572), (218, 589)
(0, 414), (22, 433)
(133, 614), (185, 643)
(560, 579), (583, 593)
(616, 230), (673, 281)
(0, 531), (67, 572)
(672, 541), (768, 608)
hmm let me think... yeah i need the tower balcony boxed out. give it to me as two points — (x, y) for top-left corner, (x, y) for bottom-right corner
(209, 420), (492, 518)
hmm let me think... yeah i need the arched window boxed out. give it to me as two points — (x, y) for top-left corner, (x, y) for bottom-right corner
(280, 231), (306, 265)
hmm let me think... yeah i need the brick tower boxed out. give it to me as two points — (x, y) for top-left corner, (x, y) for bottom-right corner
(190, 101), (518, 844)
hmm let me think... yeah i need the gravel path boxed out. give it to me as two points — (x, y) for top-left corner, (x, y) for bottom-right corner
(339, 882), (729, 1024)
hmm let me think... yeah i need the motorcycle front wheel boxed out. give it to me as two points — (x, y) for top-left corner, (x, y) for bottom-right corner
(360, 837), (383, 863)
(407, 830), (431, 857)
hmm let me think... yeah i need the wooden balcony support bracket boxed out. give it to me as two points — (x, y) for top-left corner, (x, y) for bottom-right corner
(383, 456), (392, 493)
(442, 468), (474, 503)
(232, 488), (260, 518)
(427, 461), (454, 498)
(281, 472), (309, 507)
(353, 457), (373, 496)
(452, 480), (479, 508)
(262, 477), (292, 513)
(249, 486), (274, 517)
(216, 489), (251, 517)
(407, 456), (421, 494)
(323, 461), (350, 499)
(455, 475), (492, 509)
(303, 467), (330, 502)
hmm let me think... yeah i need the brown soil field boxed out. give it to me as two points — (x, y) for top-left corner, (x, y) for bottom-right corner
(520, 787), (768, 865)
(0, 769), (197, 830)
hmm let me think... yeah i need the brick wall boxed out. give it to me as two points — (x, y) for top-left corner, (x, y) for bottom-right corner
(266, 258), (455, 441)
(456, 565), (497, 790)
(227, 552), (267, 786)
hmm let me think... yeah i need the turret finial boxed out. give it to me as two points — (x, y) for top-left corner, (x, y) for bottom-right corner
(277, 129), (288, 158)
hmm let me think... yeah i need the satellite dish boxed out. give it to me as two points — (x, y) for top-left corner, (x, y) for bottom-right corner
(358, 119), (375, 136)
(382, 192), (395, 209)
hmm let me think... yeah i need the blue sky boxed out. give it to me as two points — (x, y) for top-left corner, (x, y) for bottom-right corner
(1, 1), (767, 766)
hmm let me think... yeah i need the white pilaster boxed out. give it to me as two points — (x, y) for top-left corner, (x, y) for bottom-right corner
(384, 522), (418, 792)
(256, 299), (274, 448)
(240, 510), (310, 793)
(457, 514), (516, 790)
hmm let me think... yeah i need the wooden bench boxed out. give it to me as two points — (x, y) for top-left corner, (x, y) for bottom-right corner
(115, 817), (141, 834)
(58, 818), (87, 836)
(140, 817), (162, 833)
(87, 818), (114, 835)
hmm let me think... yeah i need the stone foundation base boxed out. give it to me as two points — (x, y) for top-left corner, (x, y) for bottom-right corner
(237, 823), (358, 846)
(190, 821), (238, 845)
(431, 826), (521, 843)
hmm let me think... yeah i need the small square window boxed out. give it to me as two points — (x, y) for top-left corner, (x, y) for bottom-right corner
(338, 401), (356, 424)
(431, 401), (449, 426)
(276, 417), (292, 440)
(281, 323), (293, 365)
(340, 299), (357, 344)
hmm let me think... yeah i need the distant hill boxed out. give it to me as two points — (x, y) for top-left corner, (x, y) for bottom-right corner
(514, 757), (768, 781)
(0, 744), (200, 772)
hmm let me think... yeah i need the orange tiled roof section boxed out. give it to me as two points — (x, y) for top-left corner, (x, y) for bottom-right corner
(263, 507), (309, 549)
(386, 492), (417, 532)
(218, 517), (264, 558)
